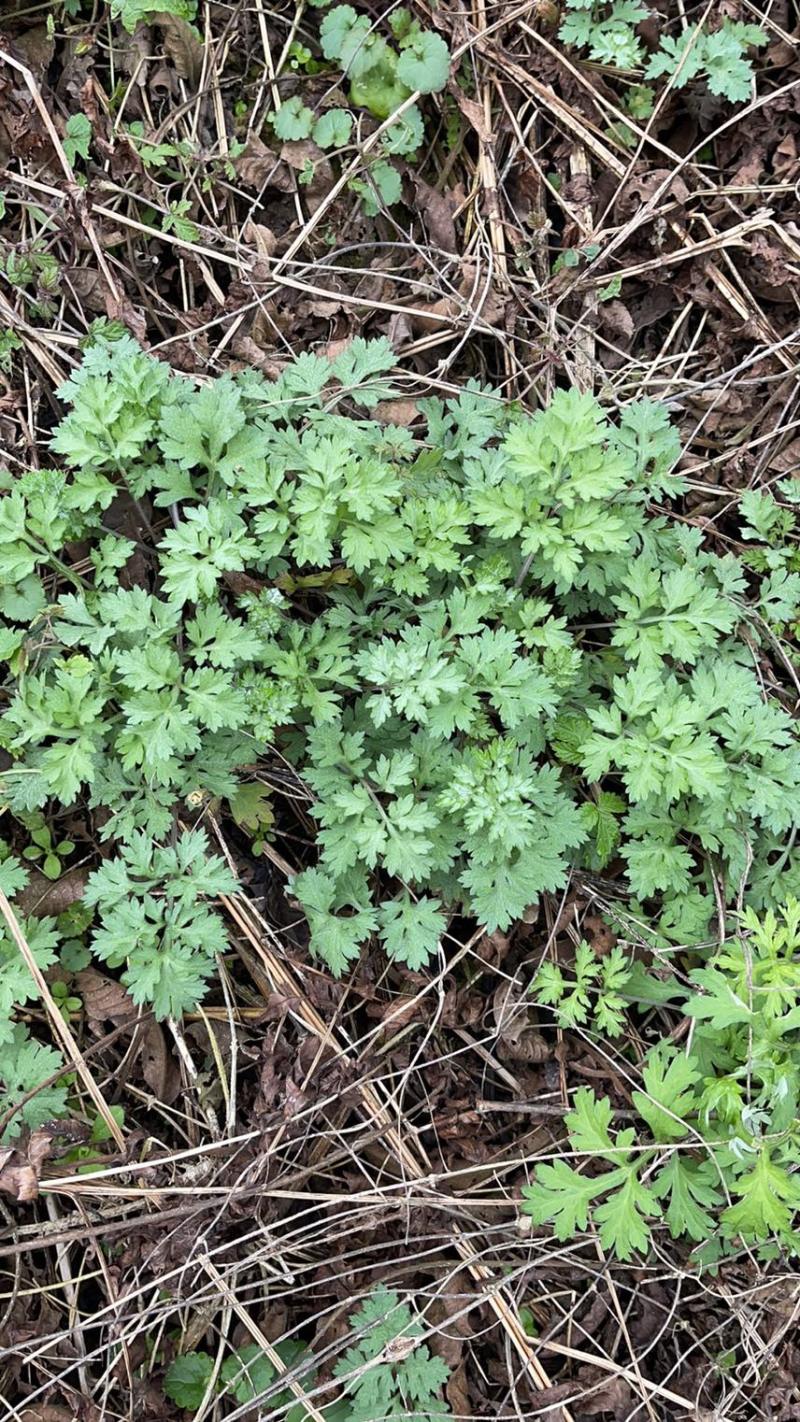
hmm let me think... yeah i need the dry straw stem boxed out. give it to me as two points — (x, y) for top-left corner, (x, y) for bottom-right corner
(219, 889), (576, 1408)
(0, 48), (119, 304)
(0, 887), (125, 1150)
(200, 1255), (330, 1422)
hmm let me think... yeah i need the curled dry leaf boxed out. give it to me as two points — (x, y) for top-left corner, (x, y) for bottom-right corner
(16, 866), (89, 919)
(10, 24), (55, 76)
(242, 218), (277, 262)
(411, 176), (458, 253)
(0, 1148), (39, 1201)
(236, 134), (292, 191)
(493, 980), (549, 1062)
(373, 398), (420, 427)
(0, 1126), (77, 1202)
(445, 1361), (470, 1415)
(456, 93), (491, 143)
(77, 967), (136, 1025)
(140, 1019), (181, 1103)
(598, 298), (634, 344)
(153, 13), (204, 84)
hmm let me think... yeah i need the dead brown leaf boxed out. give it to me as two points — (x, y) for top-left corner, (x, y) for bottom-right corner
(78, 967), (136, 1025)
(385, 310), (414, 347)
(15, 866), (89, 919)
(141, 1020), (181, 1103)
(411, 176), (458, 252)
(455, 93), (491, 143)
(0, 1148), (38, 1201)
(768, 436), (800, 476)
(236, 135), (292, 191)
(281, 139), (334, 212)
(11, 25), (54, 76)
(242, 218), (277, 262)
(373, 398), (419, 426)
(18, 1408), (81, 1422)
(154, 12), (204, 83)
(445, 1361), (470, 1415)
(599, 298), (634, 344)
(0, 1127), (70, 1202)
(104, 291), (148, 343)
(493, 980), (549, 1062)
(573, 1372), (632, 1416)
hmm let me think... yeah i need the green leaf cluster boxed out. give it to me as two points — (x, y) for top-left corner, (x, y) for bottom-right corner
(334, 1286), (450, 1420)
(524, 900), (800, 1263)
(305, 1), (450, 212)
(560, 3), (767, 103)
(111, 0), (197, 34)
(3, 327), (800, 1142)
(162, 1287), (448, 1420)
(84, 829), (237, 1019)
(164, 1339), (318, 1419)
(532, 939), (636, 1037)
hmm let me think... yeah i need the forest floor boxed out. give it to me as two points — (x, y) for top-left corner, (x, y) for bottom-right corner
(1, 2), (800, 1420)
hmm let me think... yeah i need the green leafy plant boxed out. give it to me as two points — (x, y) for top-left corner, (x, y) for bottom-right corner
(559, 3), (767, 103)
(164, 1339), (317, 1417)
(111, 0), (197, 33)
(63, 113), (92, 167)
(523, 900), (800, 1262)
(334, 1286), (450, 1420)
(531, 939), (635, 1037)
(21, 814), (75, 881)
(3, 329), (800, 1157)
(0, 1024), (69, 1143)
(162, 199), (199, 242)
(125, 122), (186, 172)
(0, 327), (22, 375)
(83, 829), (237, 1019)
(560, 0), (649, 69)
(1, 241), (60, 318)
(646, 21), (768, 102)
(162, 1287), (447, 1419)
(309, 1), (449, 208)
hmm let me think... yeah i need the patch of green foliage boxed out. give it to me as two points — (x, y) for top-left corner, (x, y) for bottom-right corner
(2, 330), (800, 1260)
(531, 939), (638, 1037)
(162, 1286), (449, 1418)
(111, 0), (197, 33)
(523, 901), (800, 1263)
(294, 1), (450, 212)
(559, 2), (767, 103)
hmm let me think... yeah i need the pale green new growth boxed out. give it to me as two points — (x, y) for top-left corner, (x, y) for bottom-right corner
(524, 901), (800, 1261)
(559, 2), (766, 103)
(162, 1286), (448, 1420)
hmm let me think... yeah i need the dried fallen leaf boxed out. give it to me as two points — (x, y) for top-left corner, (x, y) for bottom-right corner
(0, 1147), (38, 1201)
(11, 25), (55, 76)
(140, 1020), (181, 1104)
(280, 139), (334, 212)
(412, 175), (458, 253)
(242, 218), (277, 262)
(236, 135), (292, 191)
(373, 398), (420, 426)
(456, 93), (491, 144)
(16, 867), (89, 919)
(768, 436), (800, 476)
(154, 13), (204, 83)
(77, 968), (136, 1025)
(493, 980), (549, 1062)
(0, 1127), (69, 1202)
